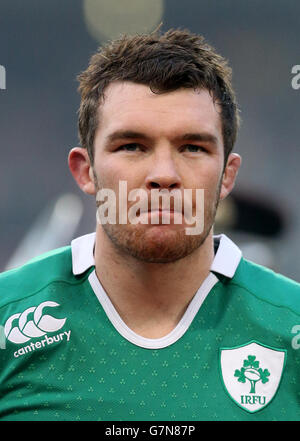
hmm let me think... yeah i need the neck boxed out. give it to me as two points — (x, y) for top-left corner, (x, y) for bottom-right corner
(94, 226), (215, 338)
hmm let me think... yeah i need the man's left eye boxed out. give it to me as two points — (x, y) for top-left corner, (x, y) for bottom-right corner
(182, 145), (205, 153)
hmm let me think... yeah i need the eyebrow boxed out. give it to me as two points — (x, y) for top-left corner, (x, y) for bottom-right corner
(105, 130), (151, 145)
(105, 130), (219, 146)
(176, 132), (219, 145)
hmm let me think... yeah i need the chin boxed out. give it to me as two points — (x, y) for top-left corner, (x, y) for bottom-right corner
(102, 222), (209, 264)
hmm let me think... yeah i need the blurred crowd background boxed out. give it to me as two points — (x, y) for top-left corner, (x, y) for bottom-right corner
(0, 0), (299, 281)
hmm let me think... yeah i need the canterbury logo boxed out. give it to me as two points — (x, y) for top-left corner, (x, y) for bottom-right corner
(4, 301), (66, 344)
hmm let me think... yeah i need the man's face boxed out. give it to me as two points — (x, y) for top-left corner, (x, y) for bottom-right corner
(92, 81), (229, 263)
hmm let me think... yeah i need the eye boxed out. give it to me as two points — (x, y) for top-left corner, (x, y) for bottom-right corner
(182, 144), (206, 153)
(117, 143), (142, 152)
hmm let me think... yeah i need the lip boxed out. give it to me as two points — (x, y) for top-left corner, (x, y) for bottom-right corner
(140, 210), (182, 218)
(141, 209), (181, 214)
(138, 210), (184, 224)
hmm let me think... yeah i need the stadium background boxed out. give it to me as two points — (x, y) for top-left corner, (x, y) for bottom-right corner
(0, 0), (299, 281)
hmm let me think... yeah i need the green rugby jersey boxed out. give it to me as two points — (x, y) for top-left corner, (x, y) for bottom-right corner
(0, 232), (300, 421)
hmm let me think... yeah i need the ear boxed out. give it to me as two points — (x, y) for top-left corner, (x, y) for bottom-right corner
(68, 147), (96, 195)
(219, 153), (242, 201)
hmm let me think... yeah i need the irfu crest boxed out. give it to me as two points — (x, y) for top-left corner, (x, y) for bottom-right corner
(234, 355), (270, 394)
(220, 341), (286, 413)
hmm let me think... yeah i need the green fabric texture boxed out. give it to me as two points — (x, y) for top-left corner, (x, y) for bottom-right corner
(0, 246), (300, 421)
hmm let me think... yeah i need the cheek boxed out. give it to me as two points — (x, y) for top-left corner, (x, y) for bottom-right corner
(93, 156), (143, 191)
(199, 172), (223, 209)
(192, 165), (222, 193)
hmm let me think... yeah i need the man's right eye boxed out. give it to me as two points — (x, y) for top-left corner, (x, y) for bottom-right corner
(117, 143), (141, 152)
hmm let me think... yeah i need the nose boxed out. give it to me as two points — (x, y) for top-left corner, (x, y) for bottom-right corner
(145, 150), (182, 191)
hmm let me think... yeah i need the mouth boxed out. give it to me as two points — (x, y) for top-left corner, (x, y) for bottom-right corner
(146, 209), (177, 213)
(138, 208), (184, 226)
(139, 208), (182, 216)
(140, 207), (182, 214)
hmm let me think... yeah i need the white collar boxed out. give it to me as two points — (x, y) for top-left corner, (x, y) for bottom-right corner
(71, 232), (242, 279)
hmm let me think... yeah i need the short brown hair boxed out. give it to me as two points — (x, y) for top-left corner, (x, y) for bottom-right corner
(77, 28), (240, 164)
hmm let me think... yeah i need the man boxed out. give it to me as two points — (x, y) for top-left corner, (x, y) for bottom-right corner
(0, 29), (299, 421)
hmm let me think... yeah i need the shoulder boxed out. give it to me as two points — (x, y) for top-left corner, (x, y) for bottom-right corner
(0, 246), (77, 308)
(230, 257), (300, 315)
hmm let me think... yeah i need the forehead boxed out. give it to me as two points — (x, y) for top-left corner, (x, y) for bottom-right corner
(98, 81), (223, 141)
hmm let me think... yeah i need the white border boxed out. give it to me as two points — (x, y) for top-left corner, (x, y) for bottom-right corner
(71, 232), (242, 349)
(88, 270), (219, 349)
